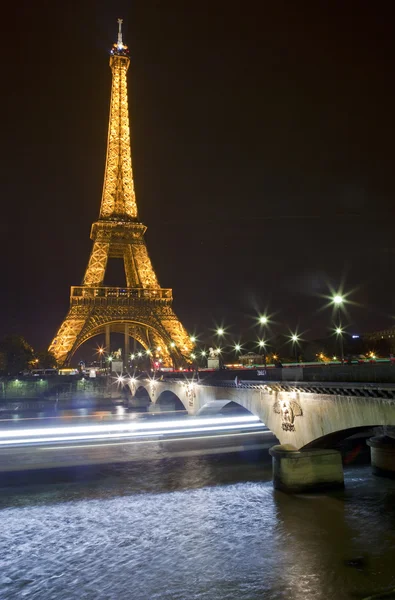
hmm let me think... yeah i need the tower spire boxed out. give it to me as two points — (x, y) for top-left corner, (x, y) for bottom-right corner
(99, 20), (136, 220)
(117, 18), (123, 49)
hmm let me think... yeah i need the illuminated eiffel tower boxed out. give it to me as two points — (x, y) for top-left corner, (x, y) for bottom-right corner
(49, 20), (192, 366)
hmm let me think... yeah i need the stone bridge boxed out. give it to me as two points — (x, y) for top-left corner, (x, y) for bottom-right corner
(127, 377), (395, 492)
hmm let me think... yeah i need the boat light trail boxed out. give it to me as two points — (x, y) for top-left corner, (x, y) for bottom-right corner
(0, 415), (265, 447)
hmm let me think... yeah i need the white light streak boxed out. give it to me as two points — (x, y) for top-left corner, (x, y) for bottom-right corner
(0, 415), (262, 447)
(0, 420), (264, 447)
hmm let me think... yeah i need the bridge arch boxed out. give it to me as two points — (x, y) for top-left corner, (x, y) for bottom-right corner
(302, 425), (384, 450)
(197, 399), (258, 417)
(268, 392), (395, 450)
(134, 385), (152, 408)
(156, 390), (187, 412)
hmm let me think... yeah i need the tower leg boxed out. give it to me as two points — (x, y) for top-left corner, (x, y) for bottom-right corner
(124, 323), (130, 371)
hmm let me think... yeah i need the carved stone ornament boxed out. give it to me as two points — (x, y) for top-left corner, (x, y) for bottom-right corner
(273, 398), (303, 432)
(185, 383), (196, 406)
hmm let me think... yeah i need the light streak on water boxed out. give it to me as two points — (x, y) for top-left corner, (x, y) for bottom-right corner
(0, 415), (265, 447)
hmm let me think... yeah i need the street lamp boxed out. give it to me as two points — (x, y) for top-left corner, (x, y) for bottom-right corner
(335, 326), (344, 363)
(259, 315), (268, 325)
(98, 347), (104, 369)
(190, 336), (196, 343)
(291, 334), (299, 363)
(258, 340), (267, 365)
(332, 294), (344, 306)
(216, 328), (224, 337)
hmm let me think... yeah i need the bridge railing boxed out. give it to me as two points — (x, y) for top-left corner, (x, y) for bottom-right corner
(156, 375), (395, 400)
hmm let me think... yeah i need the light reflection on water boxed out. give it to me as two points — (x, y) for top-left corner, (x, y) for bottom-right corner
(0, 404), (390, 599)
(0, 449), (394, 600)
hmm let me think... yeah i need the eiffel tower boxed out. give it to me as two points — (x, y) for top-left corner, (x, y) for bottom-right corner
(49, 20), (192, 366)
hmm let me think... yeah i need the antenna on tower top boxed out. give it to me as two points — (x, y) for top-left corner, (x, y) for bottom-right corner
(117, 18), (123, 49)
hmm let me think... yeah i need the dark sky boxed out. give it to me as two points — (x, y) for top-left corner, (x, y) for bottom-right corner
(1, 0), (394, 352)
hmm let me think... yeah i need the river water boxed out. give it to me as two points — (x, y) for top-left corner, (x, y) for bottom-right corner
(0, 442), (395, 600)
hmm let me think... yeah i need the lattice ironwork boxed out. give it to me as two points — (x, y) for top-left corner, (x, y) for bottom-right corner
(49, 23), (192, 366)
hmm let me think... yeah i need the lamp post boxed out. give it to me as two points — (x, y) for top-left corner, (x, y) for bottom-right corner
(335, 327), (344, 363)
(291, 334), (299, 363)
(98, 347), (104, 369)
(200, 350), (207, 368)
(258, 340), (267, 365)
(107, 355), (112, 377)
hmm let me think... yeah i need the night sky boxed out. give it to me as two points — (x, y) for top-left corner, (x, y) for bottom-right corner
(1, 0), (394, 353)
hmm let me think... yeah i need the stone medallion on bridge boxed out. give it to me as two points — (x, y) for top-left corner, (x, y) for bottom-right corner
(184, 382), (196, 407)
(273, 397), (303, 432)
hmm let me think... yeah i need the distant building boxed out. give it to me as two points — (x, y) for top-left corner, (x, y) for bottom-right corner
(363, 328), (395, 353)
(238, 352), (265, 366)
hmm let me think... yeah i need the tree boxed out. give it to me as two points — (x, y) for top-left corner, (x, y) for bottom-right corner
(0, 335), (34, 376)
(34, 350), (58, 369)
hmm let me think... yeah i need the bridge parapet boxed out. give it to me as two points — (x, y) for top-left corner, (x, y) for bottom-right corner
(158, 377), (395, 400)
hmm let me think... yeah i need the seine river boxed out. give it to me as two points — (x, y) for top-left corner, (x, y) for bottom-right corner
(0, 431), (395, 599)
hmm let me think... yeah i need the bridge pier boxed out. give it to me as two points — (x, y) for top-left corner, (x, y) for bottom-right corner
(367, 435), (395, 478)
(269, 445), (344, 494)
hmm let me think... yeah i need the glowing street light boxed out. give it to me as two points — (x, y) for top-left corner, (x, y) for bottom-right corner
(259, 315), (268, 325)
(170, 342), (176, 348)
(146, 349), (152, 356)
(201, 350), (207, 357)
(335, 326), (344, 363)
(97, 346), (104, 368)
(216, 328), (224, 336)
(137, 351), (143, 357)
(234, 344), (242, 352)
(190, 336), (196, 343)
(191, 353), (196, 360)
(258, 339), (267, 365)
(332, 294), (344, 306)
(290, 333), (300, 363)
